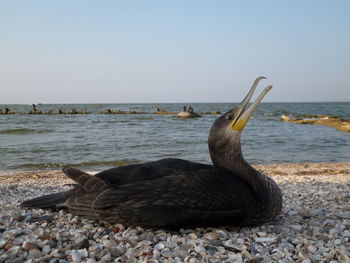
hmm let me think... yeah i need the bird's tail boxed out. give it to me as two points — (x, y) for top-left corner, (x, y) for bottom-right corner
(21, 192), (67, 209)
(21, 166), (108, 210)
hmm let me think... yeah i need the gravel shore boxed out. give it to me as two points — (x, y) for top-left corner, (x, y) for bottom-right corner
(0, 163), (349, 263)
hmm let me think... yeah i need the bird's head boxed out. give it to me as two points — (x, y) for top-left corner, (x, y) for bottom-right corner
(208, 76), (272, 168)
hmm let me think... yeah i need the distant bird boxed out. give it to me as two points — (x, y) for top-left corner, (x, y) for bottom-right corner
(21, 77), (282, 228)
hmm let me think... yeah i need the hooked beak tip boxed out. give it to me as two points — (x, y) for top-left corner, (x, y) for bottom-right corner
(265, 85), (273, 92)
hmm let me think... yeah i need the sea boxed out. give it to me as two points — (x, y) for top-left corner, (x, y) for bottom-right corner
(0, 102), (349, 171)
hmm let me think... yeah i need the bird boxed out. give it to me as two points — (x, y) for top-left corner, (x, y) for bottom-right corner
(21, 77), (282, 228)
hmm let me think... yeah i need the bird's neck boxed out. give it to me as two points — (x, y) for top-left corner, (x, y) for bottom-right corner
(209, 134), (264, 194)
(229, 158), (264, 192)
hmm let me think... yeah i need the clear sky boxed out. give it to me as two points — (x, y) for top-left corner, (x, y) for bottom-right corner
(0, 1), (349, 103)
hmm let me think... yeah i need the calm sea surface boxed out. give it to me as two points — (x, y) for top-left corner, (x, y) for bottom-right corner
(0, 103), (349, 171)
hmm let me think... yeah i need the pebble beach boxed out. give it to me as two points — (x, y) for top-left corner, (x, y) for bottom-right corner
(0, 162), (349, 263)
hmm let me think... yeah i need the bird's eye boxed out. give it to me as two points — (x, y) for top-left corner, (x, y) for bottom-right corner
(226, 115), (233, 121)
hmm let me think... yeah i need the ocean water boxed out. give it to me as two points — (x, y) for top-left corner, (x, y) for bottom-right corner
(0, 102), (349, 171)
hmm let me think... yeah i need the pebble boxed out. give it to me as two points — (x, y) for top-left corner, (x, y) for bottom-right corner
(318, 234), (329, 241)
(28, 249), (42, 258)
(22, 241), (41, 252)
(100, 252), (111, 263)
(334, 239), (342, 245)
(2, 239), (14, 250)
(227, 253), (243, 262)
(188, 233), (198, 239)
(291, 225), (303, 231)
(70, 251), (82, 263)
(161, 248), (172, 258)
(102, 239), (112, 249)
(254, 237), (276, 243)
(154, 243), (165, 250)
(42, 244), (51, 254)
(189, 258), (200, 263)
(343, 230), (350, 237)
(336, 213), (350, 219)
(338, 252), (350, 263)
(307, 245), (317, 253)
(194, 245), (206, 253)
(7, 245), (20, 255)
(75, 237), (90, 249)
(329, 228), (338, 235)
(33, 227), (44, 236)
(0, 239), (7, 249)
(110, 247), (124, 257)
(204, 232), (220, 240)
(241, 249), (251, 259)
(207, 256), (221, 263)
(257, 231), (267, 237)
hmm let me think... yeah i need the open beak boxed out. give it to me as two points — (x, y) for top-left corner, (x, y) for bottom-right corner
(230, 77), (272, 131)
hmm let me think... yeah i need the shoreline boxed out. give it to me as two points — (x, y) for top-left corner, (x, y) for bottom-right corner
(0, 161), (349, 178)
(1, 162), (350, 262)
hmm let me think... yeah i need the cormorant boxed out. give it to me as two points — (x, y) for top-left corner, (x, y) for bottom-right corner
(21, 77), (282, 228)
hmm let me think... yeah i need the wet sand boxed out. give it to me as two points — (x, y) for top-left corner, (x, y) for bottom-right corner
(0, 162), (350, 262)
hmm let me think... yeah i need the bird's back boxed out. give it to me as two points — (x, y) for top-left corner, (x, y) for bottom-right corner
(95, 158), (214, 184)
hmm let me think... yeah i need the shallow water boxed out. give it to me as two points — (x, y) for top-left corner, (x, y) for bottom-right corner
(0, 102), (349, 171)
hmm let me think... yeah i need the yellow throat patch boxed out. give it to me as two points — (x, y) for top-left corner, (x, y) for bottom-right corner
(231, 118), (247, 131)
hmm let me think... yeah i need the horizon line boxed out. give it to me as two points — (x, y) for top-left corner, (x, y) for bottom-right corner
(0, 101), (349, 105)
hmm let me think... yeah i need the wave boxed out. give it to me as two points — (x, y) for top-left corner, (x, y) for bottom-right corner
(0, 128), (51, 134)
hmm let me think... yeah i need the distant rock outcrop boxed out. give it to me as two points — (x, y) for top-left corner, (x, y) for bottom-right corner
(0, 108), (16, 115)
(281, 114), (350, 133)
(177, 105), (201, 119)
(153, 107), (178, 115)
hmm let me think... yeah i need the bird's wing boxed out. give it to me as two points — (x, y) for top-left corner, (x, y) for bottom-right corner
(64, 168), (256, 227)
(94, 171), (255, 210)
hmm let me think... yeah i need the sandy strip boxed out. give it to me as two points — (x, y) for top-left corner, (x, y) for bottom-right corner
(0, 163), (349, 263)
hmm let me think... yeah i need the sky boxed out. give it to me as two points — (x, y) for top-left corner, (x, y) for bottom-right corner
(0, 1), (349, 103)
